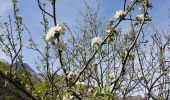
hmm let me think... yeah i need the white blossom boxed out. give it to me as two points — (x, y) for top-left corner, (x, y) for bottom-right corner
(45, 29), (55, 42)
(137, 14), (144, 21)
(114, 10), (125, 19)
(69, 96), (74, 99)
(45, 24), (66, 42)
(76, 81), (86, 85)
(139, 74), (144, 80)
(56, 42), (67, 51)
(91, 37), (101, 47)
(109, 18), (113, 22)
(94, 84), (98, 87)
(25, 84), (29, 88)
(106, 29), (111, 33)
(55, 24), (66, 33)
(105, 29), (111, 35)
(88, 88), (93, 92)
(137, 14), (151, 21)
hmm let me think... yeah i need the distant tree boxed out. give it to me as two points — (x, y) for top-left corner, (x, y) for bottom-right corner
(0, 0), (170, 100)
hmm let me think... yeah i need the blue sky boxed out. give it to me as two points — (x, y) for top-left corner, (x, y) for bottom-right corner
(0, 0), (170, 70)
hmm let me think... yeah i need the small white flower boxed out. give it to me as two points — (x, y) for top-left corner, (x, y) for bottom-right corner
(56, 42), (67, 50)
(91, 37), (101, 47)
(76, 81), (86, 85)
(45, 24), (66, 42)
(105, 29), (111, 36)
(114, 10), (125, 19)
(88, 88), (93, 92)
(106, 29), (111, 33)
(69, 96), (74, 99)
(109, 18), (113, 22)
(137, 14), (144, 21)
(94, 84), (98, 87)
(25, 84), (29, 88)
(139, 74), (144, 80)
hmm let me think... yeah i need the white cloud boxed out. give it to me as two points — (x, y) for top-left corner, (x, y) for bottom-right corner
(0, 0), (11, 17)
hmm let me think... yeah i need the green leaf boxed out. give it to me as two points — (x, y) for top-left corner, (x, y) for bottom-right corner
(101, 86), (110, 95)
(108, 38), (113, 44)
(93, 90), (100, 97)
(126, 5), (135, 11)
(111, 29), (118, 37)
(0, 61), (8, 73)
(128, 53), (135, 60)
(109, 75), (114, 80)
(4, 45), (8, 50)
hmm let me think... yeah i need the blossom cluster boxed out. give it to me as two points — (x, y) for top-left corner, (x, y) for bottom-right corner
(91, 37), (101, 47)
(114, 10), (125, 19)
(56, 42), (67, 51)
(45, 24), (66, 42)
(136, 14), (144, 21)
